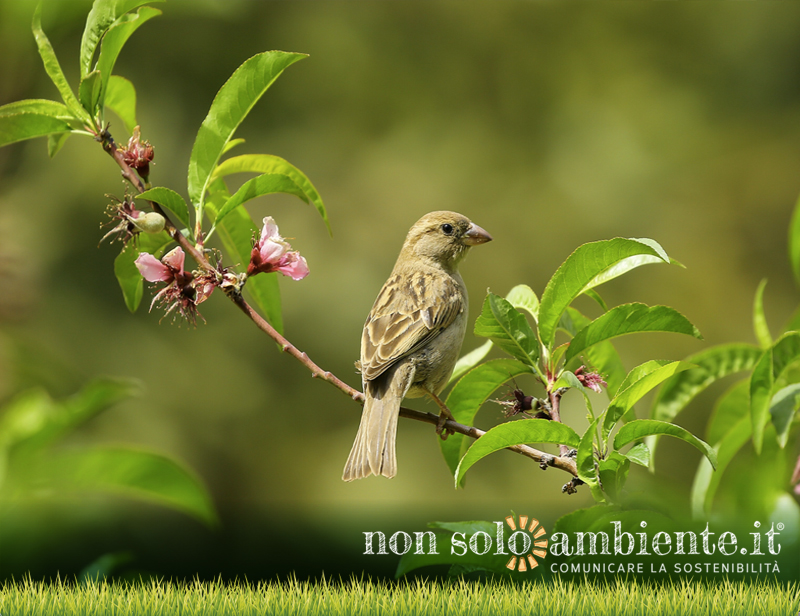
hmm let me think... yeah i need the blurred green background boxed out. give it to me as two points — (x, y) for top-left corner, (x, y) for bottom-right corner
(1, 0), (799, 580)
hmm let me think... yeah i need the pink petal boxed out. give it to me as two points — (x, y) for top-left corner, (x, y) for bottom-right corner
(161, 247), (185, 273)
(260, 216), (280, 242)
(194, 281), (215, 305)
(135, 253), (172, 282)
(277, 252), (309, 281)
(259, 237), (289, 264)
(257, 216), (289, 263)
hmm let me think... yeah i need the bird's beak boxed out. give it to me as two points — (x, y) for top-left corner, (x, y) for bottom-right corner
(462, 223), (493, 246)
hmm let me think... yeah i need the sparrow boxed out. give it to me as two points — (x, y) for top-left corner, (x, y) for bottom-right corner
(342, 211), (492, 481)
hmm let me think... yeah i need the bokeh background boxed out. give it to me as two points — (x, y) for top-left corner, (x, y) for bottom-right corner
(0, 0), (799, 580)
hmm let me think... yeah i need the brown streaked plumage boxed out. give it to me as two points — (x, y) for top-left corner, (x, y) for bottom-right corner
(343, 211), (492, 481)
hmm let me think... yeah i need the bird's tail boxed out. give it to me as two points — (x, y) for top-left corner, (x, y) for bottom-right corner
(342, 373), (408, 481)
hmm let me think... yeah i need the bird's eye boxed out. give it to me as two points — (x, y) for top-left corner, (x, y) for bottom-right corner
(441, 223), (454, 236)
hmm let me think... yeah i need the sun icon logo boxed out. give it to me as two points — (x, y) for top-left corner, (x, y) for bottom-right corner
(504, 514), (548, 572)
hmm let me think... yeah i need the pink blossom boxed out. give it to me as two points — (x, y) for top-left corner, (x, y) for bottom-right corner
(247, 216), (309, 280)
(135, 252), (174, 282)
(574, 366), (607, 394)
(119, 126), (154, 179)
(134, 247), (215, 325)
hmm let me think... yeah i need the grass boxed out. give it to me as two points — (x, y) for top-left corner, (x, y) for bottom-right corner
(0, 576), (796, 616)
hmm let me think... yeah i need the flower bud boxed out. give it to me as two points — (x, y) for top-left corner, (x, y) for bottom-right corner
(131, 212), (165, 234)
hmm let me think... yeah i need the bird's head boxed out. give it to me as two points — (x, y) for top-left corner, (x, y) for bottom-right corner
(400, 211), (492, 270)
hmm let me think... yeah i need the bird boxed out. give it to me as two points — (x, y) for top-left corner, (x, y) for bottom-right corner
(343, 211), (492, 481)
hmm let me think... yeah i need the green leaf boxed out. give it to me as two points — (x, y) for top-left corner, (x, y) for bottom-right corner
(32, 3), (91, 125)
(751, 332), (800, 454)
(80, 0), (163, 78)
(583, 288), (608, 312)
(538, 238), (671, 348)
(707, 379), (750, 445)
(138, 187), (191, 230)
(603, 361), (696, 440)
(213, 154), (329, 234)
(104, 75), (137, 134)
(753, 279), (772, 350)
(598, 452), (630, 502)
(187, 51), (307, 209)
(0, 99), (79, 148)
(616, 359), (672, 395)
(552, 369), (589, 392)
(691, 415), (751, 519)
(441, 359), (534, 480)
(553, 508), (675, 548)
(95, 6), (161, 111)
(790, 192), (800, 288)
(47, 132), (70, 157)
(504, 284), (539, 321)
(0, 379), (135, 453)
(448, 340), (493, 386)
(222, 138), (246, 154)
(0, 389), (54, 450)
(0, 113), (73, 148)
(566, 303), (701, 364)
(36, 446), (217, 526)
(114, 243), (144, 312)
(0, 99), (75, 120)
(113, 231), (171, 312)
(454, 418), (580, 486)
(768, 383), (800, 449)
(473, 293), (539, 368)
(563, 307), (626, 397)
(206, 180), (283, 332)
(576, 417), (601, 497)
(614, 419), (717, 470)
(211, 173), (313, 231)
(79, 552), (133, 582)
(78, 70), (102, 116)
(623, 442), (650, 467)
(650, 343), (762, 424)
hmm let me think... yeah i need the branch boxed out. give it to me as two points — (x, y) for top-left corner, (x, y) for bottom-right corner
(100, 132), (578, 480)
(548, 388), (571, 457)
(100, 132), (211, 271)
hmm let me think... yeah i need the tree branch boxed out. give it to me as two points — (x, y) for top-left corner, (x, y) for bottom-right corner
(100, 132), (578, 480)
(548, 388), (571, 457)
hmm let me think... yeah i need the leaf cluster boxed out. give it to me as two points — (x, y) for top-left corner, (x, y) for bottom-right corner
(443, 238), (711, 503)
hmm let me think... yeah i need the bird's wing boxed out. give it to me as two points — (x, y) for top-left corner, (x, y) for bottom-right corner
(360, 271), (464, 382)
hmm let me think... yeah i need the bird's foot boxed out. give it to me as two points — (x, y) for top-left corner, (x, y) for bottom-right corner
(436, 412), (454, 438)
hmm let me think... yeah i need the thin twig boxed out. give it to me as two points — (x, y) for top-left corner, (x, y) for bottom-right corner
(547, 388), (571, 457)
(100, 133), (579, 480)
